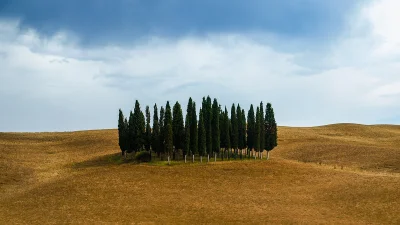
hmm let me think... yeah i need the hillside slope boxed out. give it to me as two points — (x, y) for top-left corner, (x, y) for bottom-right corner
(275, 123), (400, 172)
(0, 124), (399, 224)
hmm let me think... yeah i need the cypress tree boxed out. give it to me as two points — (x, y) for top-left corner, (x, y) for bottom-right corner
(224, 106), (231, 158)
(159, 106), (165, 157)
(190, 102), (198, 155)
(128, 110), (135, 153)
(198, 108), (206, 157)
(118, 109), (126, 155)
(131, 100), (145, 152)
(255, 106), (261, 157)
(172, 101), (184, 159)
(259, 102), (265, 155)
(152, 104), (160, 156)
(211, 98), (220, 155)
(247, 105), (255, 157)
(165, 122), (173, 159)
(219, 106), (225, 149)
(164, 102), (173, 157)
(206, 96), (212, 156)
(123, 118), (129, 153)
(230, 104), (238, 158)
(265, 103), (278, 159)
(237, 104), (243, 158)
(184, 111), (191, 158)
(242, 109), (246, 157)
(145, 106), (151, 151)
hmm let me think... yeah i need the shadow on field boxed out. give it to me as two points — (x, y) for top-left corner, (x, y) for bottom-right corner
(72, 153), (127, 169)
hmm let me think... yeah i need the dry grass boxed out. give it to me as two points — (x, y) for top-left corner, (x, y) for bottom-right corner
(0, 124), (399, 224)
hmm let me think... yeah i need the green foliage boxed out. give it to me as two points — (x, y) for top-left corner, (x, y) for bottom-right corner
(204, 96), (212, 156)
(164, 101), (173, 156)
(211, 98), (220, 154)
(190, 101), (198, 155)
(242, 109), (246, 152)
(165, 123), (173, 157)
(198, 108), (206, 156)
(255, 106), (261, 152)
(172, 101), (185, 151)
(118, 109), (127, 154)
(265, 103), (278, 151)
(237, 104), (243, 150)
(259, 102), (265, 152)
(152, 104), (160, 155)
(135, 151), (152, 162)
(159, 106), (165, 154)
(145, 106), (151, 151)
(230, 104), (238, 150)
(184, 112), (191, 156)
(247, 105), (255, 151)
(224, 107), (231, 151)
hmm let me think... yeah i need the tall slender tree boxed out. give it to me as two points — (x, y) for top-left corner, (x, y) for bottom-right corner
(118, 109), (126, 155)
(198, 108), (206, 157)
(265, 103), (278, 159)
(242, 109), (246, 157)
(230, 104), (238, 158)
(172, 101), (184, 160)
(224, 106), (231, 158)
(211, 98), (220, 156)
(259, 102), (265, 156)
(159, 106), (165, 157)
(128, 111), (134, 153)
(145, 106), (151, 151)
(255, 106), (261, 156)
(184, 111), (191, 158)
(190, 102), (198, 155)
(152, 104), (160, 156)
(164, 102), (173, 158)
(247, 105), (255, 157)
(205, 96), (212, 156)
(237, 104), (243, 158)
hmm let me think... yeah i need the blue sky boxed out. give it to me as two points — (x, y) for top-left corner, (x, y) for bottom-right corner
(1, 0), (400, 131)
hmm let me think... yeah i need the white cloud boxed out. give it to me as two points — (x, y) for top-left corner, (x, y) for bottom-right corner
(1, 0), (400, 131)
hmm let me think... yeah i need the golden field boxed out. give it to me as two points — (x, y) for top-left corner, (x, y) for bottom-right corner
(1, 124), (399, 224)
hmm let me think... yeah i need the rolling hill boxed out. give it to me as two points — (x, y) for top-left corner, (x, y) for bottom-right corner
(0, 124), (399, 224)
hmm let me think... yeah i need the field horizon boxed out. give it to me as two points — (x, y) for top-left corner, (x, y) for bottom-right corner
(1, 123), (399, 224)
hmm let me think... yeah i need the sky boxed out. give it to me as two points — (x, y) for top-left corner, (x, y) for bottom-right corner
(1, 0), (400, 132)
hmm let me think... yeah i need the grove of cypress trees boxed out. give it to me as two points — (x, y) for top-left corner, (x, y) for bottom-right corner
(172, 101), (184, 160)
(145, 106), (151, 151)
(230, 104), (238, 158)
(198, 108), (206, 157)
(190, 102), (198, 155)
(247, 105), (255, 157)
(265, 103), (278, 159)
(211, 98), (220, 156)
(152, 104), (160, 156)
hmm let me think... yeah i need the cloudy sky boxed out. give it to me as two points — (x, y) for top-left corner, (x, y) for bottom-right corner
(0, 0), (399, 131)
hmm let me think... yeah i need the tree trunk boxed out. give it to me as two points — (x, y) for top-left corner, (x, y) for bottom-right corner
(185, 155), (187, 163)
(214, 153), (217, 162)
(267, 151), (270, 160)
(168, 156), (170, 165)
(208, 154), (210, 162)
(192, 155), (194, 163)
(200, 156), (202, 163)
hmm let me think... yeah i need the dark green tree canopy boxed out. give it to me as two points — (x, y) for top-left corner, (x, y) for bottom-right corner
(172, 101), (185, 150)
